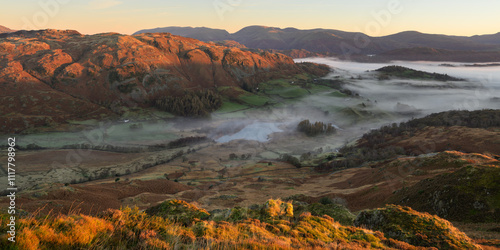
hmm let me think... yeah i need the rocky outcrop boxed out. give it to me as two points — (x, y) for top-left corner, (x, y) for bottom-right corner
(0, 29), (326, 133)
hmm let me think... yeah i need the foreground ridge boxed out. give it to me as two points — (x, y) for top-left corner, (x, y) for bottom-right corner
(0, 199), (481, 249)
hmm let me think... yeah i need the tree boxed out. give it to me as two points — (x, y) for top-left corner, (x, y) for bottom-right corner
(298, 119), (336, 136)
(229, 153), (238, 160)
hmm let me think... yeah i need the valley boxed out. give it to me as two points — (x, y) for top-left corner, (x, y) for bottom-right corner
(1, 0), (500, 247)
(0, 28), (499, 248)
(1, 56), (500, 248)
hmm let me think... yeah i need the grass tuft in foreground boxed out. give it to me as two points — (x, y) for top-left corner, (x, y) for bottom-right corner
(0, 199), (481, 249)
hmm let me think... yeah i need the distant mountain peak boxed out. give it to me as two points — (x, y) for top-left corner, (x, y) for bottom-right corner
(0, 25), (15, 34)
(134, 26), (230, 41)
(393, 30), (423, 35)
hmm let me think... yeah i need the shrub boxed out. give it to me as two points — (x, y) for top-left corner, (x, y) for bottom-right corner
(145, 200), (210, 226)
(354, 205), (480, 249)
(265, 199), (294, 219)
(278, 154), (301, 168)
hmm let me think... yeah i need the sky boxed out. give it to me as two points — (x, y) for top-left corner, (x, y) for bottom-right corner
(1, 0), (499, 36)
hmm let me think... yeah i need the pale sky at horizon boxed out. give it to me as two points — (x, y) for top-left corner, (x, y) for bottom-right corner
(1, 0), (499, 37)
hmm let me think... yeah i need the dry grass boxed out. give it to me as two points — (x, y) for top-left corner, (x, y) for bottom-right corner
(1, 199), (455, 249)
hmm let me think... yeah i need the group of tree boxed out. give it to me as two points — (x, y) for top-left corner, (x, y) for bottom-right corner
(297, 119), (336, 137)
(375, 65), (463, 81)
(229, 153), (252, 160)
(153, 90), (222, 116)
(129, 123), (143, 130)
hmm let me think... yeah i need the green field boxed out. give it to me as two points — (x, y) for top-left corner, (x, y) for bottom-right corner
(213, 111), (248, 119)
(258, 77), (335, 99)
(120, 108), (175, 120)
(103, 122), (178, 143)
(308, 84), (334, 94)
(238, 94), (273, 106)
(327, 90), (348, 97)
(216, 101), (249, 113)
(265, 86), (309, 98)
(17, 122), (179, 148)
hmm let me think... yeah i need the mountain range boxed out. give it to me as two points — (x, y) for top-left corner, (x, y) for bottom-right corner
(1, 24), (500, 134)
(135, 26), (500, 61)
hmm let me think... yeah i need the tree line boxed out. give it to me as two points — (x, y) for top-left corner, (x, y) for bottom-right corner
(153, 90), (223, 116)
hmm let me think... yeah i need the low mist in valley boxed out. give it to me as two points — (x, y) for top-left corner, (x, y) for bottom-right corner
(309, 58), (500, 114)
(3, 2), (500, 247)
(11, 58), (500, 159)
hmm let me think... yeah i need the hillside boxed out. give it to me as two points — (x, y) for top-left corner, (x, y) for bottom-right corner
(0, 25), (14, 34)
(320, 109), (500, 171)
(469, 32), (500, 45)
(389, 164), (500, 223)
(0, 29), (328, 133)
(0, 199), (482, 249)
(383, 31), (499, 51)
(0, 106), (499, 248)
(2, 110), (500, 247)
(134, 25), (500, 61)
